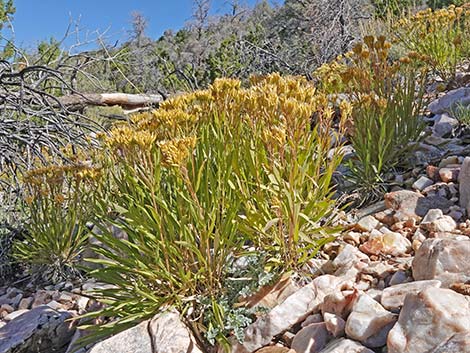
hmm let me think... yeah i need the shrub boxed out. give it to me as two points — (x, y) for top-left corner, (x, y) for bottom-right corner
(449, 101), (470, 127)
(81, 74), (345, 349)
(319, 36), (428, 201)
(233, 76), (344, 269)
(371, 0), (418, 18)
(83, 118), (248, 348)
(428, 0), (467, 9)
(392, 4), (470, 81)
(14, 162), (101, 282)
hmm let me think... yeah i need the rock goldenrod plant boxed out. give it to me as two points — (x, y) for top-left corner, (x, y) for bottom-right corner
(82, 74), (345, 350)
(14, 162), (101, 282)
(392, 4), (470, 81)
(83, 119), (245, 349)
(320, 36), (428, 201)
(233, 75), (345, 270)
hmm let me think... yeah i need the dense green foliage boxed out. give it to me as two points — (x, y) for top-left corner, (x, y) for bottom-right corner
(14, 163), (101, 282)
(428, 0), (467, 8)
(371, 0), (418, 17)
(392, 4), (470, 81)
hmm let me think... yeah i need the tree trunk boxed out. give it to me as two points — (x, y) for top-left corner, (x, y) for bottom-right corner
(57, 93), (163, 111)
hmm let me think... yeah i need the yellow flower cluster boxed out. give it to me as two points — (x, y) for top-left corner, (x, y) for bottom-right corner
(105, 73), (346, 166)
(24, 164), (101, 185)
(24, 163), (101, 204)
(105, 125), (156, 151)
(320, 36), (427, 98)
(157, 136), (197, 167)
(313, 59), (348, 94)
(393, 3), (470, 80)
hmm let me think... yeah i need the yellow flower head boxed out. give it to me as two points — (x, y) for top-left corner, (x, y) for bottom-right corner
(158, 136), (197, 167)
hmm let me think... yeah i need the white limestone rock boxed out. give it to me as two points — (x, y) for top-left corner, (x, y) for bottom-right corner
(231, 275), (345, 353)
(459, 156), (470, 215)
(359, 232), (411, 257)
(323, 313), (345, 337)
(149, 310), (203, 353)
(317, 338), (374, 353)
(387, 287), (470, 353)
(420, 209), (457, 233)
(412, 237), (470, 287)
(381, 280), (442, 311)
(431, 332), (470, 353)
(355, 216), (379, 232)
(345, 294), (397, 347)
(88, 321), (152, 353)
(291, 323), (329, 353)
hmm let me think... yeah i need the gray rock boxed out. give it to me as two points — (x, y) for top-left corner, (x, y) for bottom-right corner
(362, 321), (396, 348)
(424, 135), (450, 146)
(10, 293), (23, 308)
(412, 176), (434, 191)
(231, 275), (345, 353)
(428, 87), (470, 114)
(417, 196), (454, 216)
(318, 338), (374, 353)
(0, 305), (76, 353)
(412, 237), (470, 287)
(459, 156), (470, 215)
(381, 280), (442, 311)
(149, 310), (203, 353)
(387, 287), (470, 353)
(355, 216), (379, 232)
(3, 309), (29, 321)
(389, 271), (410, 286)
(384, 190), (452, 221)
(432, 113), (459, 137)
(323, 313), (345, 338)
(345, 294), (396, 347)
(420, 209), (457, 233)
(88, 310), (202, 353)
(291, 323), (329, 353)
(88, 321), (152, 353)
(431, 332), (470, 353)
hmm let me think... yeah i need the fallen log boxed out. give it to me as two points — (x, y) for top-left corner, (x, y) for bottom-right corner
(57, 93), (163, 111)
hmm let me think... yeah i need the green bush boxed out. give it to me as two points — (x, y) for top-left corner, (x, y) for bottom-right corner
(449, 102), (470, 127)
(14, 163), (101, 282)
(324, 36), (428, 201)
(371, 0), (419, 17)
(392, 4), (470, 81)
(82, 119), (249, 348)
(428, 0), (467, 9)
(234, 109), (342, 270)
(80, 74), (345, 349)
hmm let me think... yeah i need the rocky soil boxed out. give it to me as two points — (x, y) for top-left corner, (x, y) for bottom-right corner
(2, 86), (470, 352)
